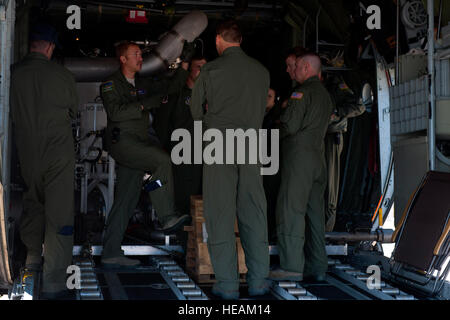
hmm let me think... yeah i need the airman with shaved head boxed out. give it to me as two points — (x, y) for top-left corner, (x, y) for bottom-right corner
(270, 52), (333, 282)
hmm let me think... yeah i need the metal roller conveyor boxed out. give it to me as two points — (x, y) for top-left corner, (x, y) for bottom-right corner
(345, 270), (364, 276)
(74, 257), (103, 300)
(79, 266), (94, 271)
(287, 288), (307, 295)
(297, 295), (319, 300)
(153, 257), (209, 300)
(182, 289), (202, 296)
(80, 283), (99, 290)
(80, 272), (96, 278)
(331, 264), (416, 300)
(332, 266), (392, 300)
(168, 271), (186, 277)
(163, 266), (183, 271)
(176, 283), (197, 289)
(271, 281), (318, 300)
(328, 259), (339, 266)
(79, 289), (102, 298)
(188, 296), (209, 300)
(278, 282), (298, 288)
(381, 287), (401, 295)
(395, 295), (415, 300)
(172, 277), (190, 282)
(157, 261), (177, 267)
(78, 261), (94, 267)
(335, 264), (354, 270)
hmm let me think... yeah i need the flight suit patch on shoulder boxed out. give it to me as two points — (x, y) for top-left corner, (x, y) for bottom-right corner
(339, 82), (353, 94)
(290, 92), (304, 100)
(102, 80), (114, 93)
(338, 83), (348, 90)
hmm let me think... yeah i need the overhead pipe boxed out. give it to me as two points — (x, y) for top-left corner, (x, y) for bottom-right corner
(63, 57), (119, 82)
(325, 229), (395, 243)
(139, 10), (208, 76)
(437, 0), (443, 39)
(64, 10), (208, 81)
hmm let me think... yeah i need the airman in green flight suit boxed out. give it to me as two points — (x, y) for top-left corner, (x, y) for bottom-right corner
(270, 53), (333, 282)
(10, 23), (78, 299)
(191, 21), (270, 300)
(100, 41), (191, 268)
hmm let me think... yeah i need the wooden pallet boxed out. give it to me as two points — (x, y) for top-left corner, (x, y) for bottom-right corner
(185, 195), (247, 283)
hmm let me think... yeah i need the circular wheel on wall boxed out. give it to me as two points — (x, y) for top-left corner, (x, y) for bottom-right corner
(402, 0), (427, 29)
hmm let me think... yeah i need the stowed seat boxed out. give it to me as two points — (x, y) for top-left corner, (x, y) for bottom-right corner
(391, 171), (450, 295)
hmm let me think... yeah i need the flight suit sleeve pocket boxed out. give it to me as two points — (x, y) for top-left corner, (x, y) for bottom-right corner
(280, 93), (307, 138)
(100, 81), (143, 122)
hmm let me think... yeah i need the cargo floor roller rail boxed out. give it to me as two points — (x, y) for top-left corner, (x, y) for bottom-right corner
(8, 245), (448, 300)
(8, 186), (450, 302)
(7, 170), (450, 301)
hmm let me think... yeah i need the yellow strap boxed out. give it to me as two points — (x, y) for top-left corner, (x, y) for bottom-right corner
(371, 196), (383, 222)
(392, 175), (429, 242)
(434, 219), (450, 256)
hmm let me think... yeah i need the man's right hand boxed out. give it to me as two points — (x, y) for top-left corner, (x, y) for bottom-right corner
(330, 113), (340, 122)
(181, 61), (189, 71)
(141, 94), (165, 111)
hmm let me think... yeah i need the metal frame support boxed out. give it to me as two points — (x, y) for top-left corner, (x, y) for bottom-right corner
(8, 268), (38, 300)
(396, 0), (400, 81)
(372, 60), (395, 231)
(428, 0), (436, 170)
(107, 155), (115, 219)
(315, 6), (322, 53)
(0, 0), (15, 286)
(269, 245), (348, 256)
(73, 245), (184, 256)
(303, 15), (309, 48)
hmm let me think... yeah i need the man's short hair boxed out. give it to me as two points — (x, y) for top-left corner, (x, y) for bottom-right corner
(286, 46), (309, 59)
(299, 52), (322, 74)
(29, 22), (58, 45)
(30, 40), (52, 51)
(216, 20), (242, 43)
(115, 41), (139, 59)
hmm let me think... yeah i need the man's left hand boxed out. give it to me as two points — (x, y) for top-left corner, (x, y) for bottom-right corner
(180, 41), (196, 62)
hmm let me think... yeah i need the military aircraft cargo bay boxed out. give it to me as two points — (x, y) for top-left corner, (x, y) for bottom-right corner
(0, 0), (449, 302)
